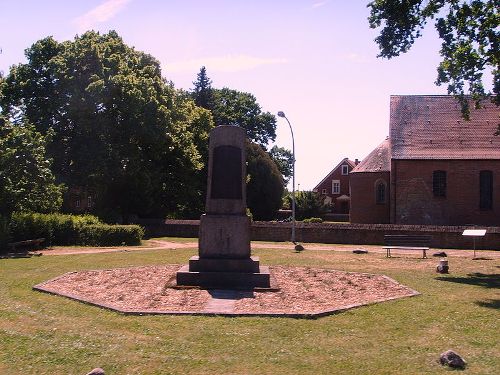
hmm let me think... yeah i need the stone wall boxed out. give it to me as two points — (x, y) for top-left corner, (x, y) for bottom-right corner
(141, 219), (500, 250)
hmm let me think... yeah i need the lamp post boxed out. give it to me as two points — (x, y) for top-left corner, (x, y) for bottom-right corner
(277, 111), (296, 244)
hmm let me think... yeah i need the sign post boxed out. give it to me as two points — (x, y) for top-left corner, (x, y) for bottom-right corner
(462, 229), (487, 259)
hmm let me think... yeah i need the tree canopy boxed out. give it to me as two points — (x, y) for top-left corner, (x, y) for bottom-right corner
(191, 66), (214, 110)
(1, 31), (213, 219)
(246, 142), (284, 221)
(212, 88), (277, 147)
(190, 67), (278, 147)
(0, 117), (64, 215)
(368, 0), (499, 121)
(269, 145), (293, 184)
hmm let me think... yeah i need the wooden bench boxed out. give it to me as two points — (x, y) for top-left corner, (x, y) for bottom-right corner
(383, 235), (432, 258)
(7, 238), (45, 253)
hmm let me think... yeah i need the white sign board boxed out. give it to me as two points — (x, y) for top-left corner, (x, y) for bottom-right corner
(462, 229), (486, 236)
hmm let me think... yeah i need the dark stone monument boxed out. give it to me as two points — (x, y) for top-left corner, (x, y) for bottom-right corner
(176, 125), (272, 289)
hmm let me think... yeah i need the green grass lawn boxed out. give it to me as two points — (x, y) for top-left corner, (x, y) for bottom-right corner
(1, 245), (498, 374)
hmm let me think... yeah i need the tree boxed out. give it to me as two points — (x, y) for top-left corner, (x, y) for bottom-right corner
(246, 142), (284, 221)
(368, 0), (499, 127)
(1, 31), (213, 219)
(0, 117), (64, 215)
(212, 88), (277, 146)
(269, 145), (293, 184)
(190, 68), (278, 146)
(289, 191), (330, 221)
(191, 66), (214, 110)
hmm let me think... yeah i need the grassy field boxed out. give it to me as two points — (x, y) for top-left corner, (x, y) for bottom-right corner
(0, 242), (498, 374)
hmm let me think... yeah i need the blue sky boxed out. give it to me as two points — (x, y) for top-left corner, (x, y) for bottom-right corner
(0, 0), (448, 189)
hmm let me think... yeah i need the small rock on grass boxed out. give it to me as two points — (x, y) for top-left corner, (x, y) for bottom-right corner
(294, 243), (304, 252)
(439, 350), (466, 369)
(86, 368), (105, 375)
(353, 249), (368, 254)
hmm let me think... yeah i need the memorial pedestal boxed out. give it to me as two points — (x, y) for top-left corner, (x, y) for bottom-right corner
(175, 125), (272, 290)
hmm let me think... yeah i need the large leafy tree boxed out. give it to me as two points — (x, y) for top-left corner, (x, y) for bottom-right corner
(1, 31), (212, 219)
(190, 67), (278, 147)
(269, 145), (293, 184)
(211, 87), (277, 147)
(246, 142), (284, 221)
(368, 0), (499, 123)
(0, 117), (64, 215)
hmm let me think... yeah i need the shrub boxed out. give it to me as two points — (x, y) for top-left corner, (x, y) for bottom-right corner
(77, 224), (144, 246)
(303, 217), (323, 223)
(288, 191), (331, 221)
(10, 212), (101, 246)
(8, 213), (143, 247)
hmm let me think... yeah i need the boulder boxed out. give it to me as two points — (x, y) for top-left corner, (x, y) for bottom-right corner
(86, 368), (105, 375)
(439, 350), (466, 369)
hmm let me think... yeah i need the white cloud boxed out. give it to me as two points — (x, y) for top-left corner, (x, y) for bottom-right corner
(74, 0), (132, 32)
(164, 55), (288, 74)
(312, 1), (329, 9)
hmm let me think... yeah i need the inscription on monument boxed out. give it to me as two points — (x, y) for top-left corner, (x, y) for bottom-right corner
(211, 145), (242, 199)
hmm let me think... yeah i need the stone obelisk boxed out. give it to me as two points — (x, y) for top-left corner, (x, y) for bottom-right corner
(176, 125), (271, 289)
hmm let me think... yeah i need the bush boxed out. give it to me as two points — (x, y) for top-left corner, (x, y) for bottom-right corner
(10, 212), (101, 246)
(303, 217), (323, 223)
(8, 213), (142, 247)
(288, 191), (331, 221)
(77, 224), (144, 246)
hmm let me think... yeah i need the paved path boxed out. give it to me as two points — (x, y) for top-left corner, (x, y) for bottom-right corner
(33, 239), (500, 258)
(204, 290), (239, 313)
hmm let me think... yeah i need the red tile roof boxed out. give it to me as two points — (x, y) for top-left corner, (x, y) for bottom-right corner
(352, 138), (391, 173)
(390, 95), (499, 160)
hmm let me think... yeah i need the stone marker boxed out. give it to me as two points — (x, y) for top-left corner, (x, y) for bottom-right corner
(436, 258), (449, 273)
(439, 350), (466, 369)
(176, 125), (272, 289)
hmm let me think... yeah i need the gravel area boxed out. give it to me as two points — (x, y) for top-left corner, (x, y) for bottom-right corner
(34, 265), (418, 317)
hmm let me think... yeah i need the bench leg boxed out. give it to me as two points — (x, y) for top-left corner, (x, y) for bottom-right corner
(386, 248), (391, 258)
(423, 249), (427, 259)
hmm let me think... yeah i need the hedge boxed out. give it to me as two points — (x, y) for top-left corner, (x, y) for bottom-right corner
(9, 213), (101, 246)
(77, 224), (144, 246)
(6, 213), (143, 248)
(303, 217), (324, 223)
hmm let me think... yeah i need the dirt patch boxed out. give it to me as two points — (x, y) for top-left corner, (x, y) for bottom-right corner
(34, 265), (418, 317)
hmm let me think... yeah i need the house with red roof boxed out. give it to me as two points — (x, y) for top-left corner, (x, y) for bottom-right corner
(350, 95), (499, 226)
(313, 158), (358, 214)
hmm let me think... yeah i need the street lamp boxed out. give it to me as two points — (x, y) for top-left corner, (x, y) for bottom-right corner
(277, 111), (296, 244)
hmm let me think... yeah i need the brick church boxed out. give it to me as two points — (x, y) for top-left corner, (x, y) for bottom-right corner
(350, 95), (499, 226)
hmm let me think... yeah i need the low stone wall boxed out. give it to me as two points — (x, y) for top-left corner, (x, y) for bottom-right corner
(140, 219), (500, 250)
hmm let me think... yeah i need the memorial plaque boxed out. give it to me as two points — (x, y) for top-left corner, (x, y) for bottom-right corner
(210, 145), (242, 199)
